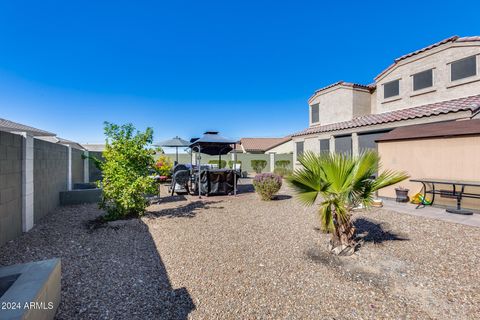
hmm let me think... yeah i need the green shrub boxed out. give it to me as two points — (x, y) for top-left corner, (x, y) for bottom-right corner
(228, 160), (242, 169)
(99, 122), (157, 221)
(275, 160), (291, 169)
(251, 160), (267, 173)
(208, 159), (227, 168)
(273, 167), (292, 178)
(253, 173), (282, 200)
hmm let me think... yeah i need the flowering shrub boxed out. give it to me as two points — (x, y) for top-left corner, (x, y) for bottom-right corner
(155, 155), (173, 177)
(253, 173), (282, 201)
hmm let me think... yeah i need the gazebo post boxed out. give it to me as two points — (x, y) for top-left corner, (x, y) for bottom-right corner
(234, 143), (237, 196)
(197, 146), (202, 198)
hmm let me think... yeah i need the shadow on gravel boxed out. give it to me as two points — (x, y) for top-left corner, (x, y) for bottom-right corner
(236, 182), (255, 193)
(0, 205), (196, 319)
(354, 218), (409, 244)
(147, 200), (224, 219)
(158, 194), (188, 203)
(273, 194), (292, 201)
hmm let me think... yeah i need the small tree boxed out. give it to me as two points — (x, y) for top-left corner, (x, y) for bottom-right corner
(99, 122), (156, 220)
(251, 160), (267, 173)
(287, 151), (408, 256)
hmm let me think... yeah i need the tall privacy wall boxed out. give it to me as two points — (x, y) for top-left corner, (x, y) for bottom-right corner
(0, 135), (86, 247)
(88, 151), (104, 182)
(33, 139), (68, 223)
(0, 132), (23, 247)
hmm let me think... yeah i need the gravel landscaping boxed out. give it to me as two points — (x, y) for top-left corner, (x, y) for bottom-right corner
(1, 180), (479, 319)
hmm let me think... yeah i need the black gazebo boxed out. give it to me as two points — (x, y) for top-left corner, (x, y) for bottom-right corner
(189, 131), (239, 196)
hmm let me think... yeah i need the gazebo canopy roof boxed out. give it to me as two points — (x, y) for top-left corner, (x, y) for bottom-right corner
(189, 131), (238, 155)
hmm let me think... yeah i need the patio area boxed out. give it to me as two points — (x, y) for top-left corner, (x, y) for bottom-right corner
(0, 179), (479, 319)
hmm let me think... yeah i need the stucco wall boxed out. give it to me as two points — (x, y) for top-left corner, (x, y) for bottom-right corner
(374, 42), (480, 113)
(34, 139), (68, 223)
(71, 148), (84, 185)
(378, 135), (480, 210)
(0, 132), (23, 246)
(265, 140), (293, 154)
(309, 87), (353, 126)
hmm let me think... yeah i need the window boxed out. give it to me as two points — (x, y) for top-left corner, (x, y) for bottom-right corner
(451, 55), (477, 81)
(383, 79), (400, 99)
(311, 104), (319, 123)
(335, 136), (352, 154)
(358, 131), (389, 152)
(319, 139), (330, 153)
(413, 69), (433, 91)
(296, 141), (304, 158)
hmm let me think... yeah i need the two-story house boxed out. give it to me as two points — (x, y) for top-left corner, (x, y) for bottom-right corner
(292, 36), (480, 165)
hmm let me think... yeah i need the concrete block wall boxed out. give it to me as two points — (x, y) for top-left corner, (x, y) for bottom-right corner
(0, 132), (23, 247)
(33, 139), (68, 223)
(71, 148), (85, 185)
(88, 151), (104, 182)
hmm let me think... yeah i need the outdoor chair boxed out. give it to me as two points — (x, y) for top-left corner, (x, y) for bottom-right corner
(171, 169), (191, 196)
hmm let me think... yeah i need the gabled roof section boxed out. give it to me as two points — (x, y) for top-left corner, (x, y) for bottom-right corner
(0, 118), (55, 136)
(375, 35), (480, 80)
(38, 136), (86, 150)
(293, 94), (480, 137)
(240, 137), (291, 152)
(82, 144), (106, 152)
(309, 81), (375, 103)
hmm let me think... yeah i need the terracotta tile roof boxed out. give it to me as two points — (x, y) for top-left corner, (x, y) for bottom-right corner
(293, 95), (480, 137)
(240, 137), (291, 152)
(376, 119), (480, 142)
(376, 35), (480, 80)
(309, 81), (375, 103)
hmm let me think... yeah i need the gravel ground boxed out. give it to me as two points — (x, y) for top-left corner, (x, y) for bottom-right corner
(1, 179), (479, 319)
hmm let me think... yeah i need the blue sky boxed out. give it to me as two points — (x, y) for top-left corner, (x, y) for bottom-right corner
(1, 0), (479, 144)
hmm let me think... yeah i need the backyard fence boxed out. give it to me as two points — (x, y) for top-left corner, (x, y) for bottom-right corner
(160, 152), (293, 174)
(0, 131), (89, 246)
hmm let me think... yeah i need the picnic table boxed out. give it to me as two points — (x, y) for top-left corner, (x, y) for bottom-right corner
(410, 178), (480, 215)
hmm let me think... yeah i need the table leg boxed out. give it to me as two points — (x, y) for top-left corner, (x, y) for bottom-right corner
(446, 184), (473, 215)
(416, 182), (426, 209)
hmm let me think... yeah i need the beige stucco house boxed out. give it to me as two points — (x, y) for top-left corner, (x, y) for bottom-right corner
(293, 36), (480, 165)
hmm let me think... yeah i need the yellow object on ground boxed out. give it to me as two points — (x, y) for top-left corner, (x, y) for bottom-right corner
(411, 192), (431, 205)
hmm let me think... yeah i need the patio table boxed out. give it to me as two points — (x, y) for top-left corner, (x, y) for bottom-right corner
(410, 178), (480, 215)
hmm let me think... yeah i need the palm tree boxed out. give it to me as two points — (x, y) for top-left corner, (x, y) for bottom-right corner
(287, 150), (408, 256)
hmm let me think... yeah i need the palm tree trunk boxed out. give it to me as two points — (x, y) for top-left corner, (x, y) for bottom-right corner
(329, 210), (356, 255)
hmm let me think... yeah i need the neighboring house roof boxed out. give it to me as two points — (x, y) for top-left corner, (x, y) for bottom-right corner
(293, 94), (480, 137)
(38, 136), (86, 150)
(375, 35), (480, 80)
(309, 81), (375, 103)
(0, 118), (55, 136)
(376, 119), (480, 142)
(240, 137), (291, 152)
(82, 144), (106, 152)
